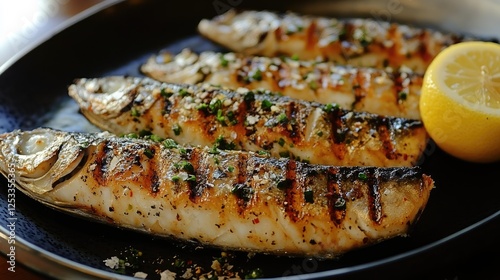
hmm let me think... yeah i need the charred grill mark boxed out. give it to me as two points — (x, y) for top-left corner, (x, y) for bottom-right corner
(186, 148), (205, 202)
(326, 167), (346, 225)
(375, 117), (397, 160)
(327, 109), (347, 159)
(283, 159), (299, 222)
(364, 169), (383, 224)
(284, 101), (301, 144)
(234, 153), (251, 211)
(305, 20), (319, 50)
(92, 141), (113, 185)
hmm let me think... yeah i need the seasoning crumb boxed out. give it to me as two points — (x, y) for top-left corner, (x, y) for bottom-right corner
(160, 269), (177, 280)
(133, 271), (148, 279)
(103, 256), (120, 269)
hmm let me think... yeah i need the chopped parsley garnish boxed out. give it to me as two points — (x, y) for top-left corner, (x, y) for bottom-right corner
(160, 88), (173, 98)
(251, 69), (263, 81)
(277, 113), (288, 124)
(149, 134), (163, 142)
(358, 172), (368, 181)
(186, 174), (197, 182)
(179, 88), (190, 97)
(257, 150), (270, 156)
(228, 166), (234, 172)
(309, 81), (319, 90)
(323, 103), (340, 113)
(278, 138), (285, 147)
(172, 124), (182, 136)
(209, 98), (222, 114)
(291, 54), (299, 61)
(162, 138), (177, 149)
(171, 175), (180, 182)
(175, 160), (194, 173)
(279, 151), (290, 158)
(261, 99), (273, 110)
(244, 91), (255, 103)
(131, 108), (140, 117)
(226, 111), (238, 125)
(219, 55), (229, 67)
(143, 148), (154, 159)
(124, 133), (138, 139)
(398, 91), (408, 101)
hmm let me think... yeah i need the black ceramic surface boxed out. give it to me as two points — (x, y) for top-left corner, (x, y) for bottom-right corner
(0, 1), (499, 279)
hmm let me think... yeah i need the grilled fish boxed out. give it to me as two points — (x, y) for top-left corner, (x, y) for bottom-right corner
(68, 76), (428, 167)
(198, 10), (468, 73)
(0, 128), (434, 258)
(141, 49), (422, 119)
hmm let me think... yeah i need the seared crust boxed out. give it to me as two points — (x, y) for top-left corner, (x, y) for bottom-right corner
(198, 10), (469, 73)
(0, 128), (435, 258)
(68, 77), (428, 167)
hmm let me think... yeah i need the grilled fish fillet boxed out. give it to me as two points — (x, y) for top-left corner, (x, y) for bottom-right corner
(0, 128), (434, 258)
(141, 49), (423, 119)
(68, 76), (428, 167)
(198, 9), (468, 73)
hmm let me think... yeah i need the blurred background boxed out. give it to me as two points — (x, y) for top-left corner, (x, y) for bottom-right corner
(0, 0), (118, 71)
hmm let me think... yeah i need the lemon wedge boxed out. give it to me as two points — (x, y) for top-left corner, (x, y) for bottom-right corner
(420, 41), (500, 163)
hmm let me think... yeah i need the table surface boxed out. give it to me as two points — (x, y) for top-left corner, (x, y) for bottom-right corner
(0, 1), (499, 279)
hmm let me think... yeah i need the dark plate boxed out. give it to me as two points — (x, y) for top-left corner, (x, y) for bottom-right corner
(0, 0), (499, 279)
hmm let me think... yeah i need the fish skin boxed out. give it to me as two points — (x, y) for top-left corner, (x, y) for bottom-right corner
(198, 10), (468, 74)
(141, 49), (423, 119)
(68, 76), (428, 167)
(0, 128), (434, 258)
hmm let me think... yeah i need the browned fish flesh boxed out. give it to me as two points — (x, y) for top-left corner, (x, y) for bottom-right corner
(68, 76), (428, 167)
(141, 49), (423, 119)
(198, 9), (469, 73)
(0, 128), (435, 258)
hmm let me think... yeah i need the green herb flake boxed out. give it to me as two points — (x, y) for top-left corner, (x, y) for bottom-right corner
(278, 138), (285, 147)
(228, 166), (234, 172)
(196, 103), (208, 111)
(309, 80), (319, 90)
(179, 88), (190, 97)
(251, 69), (263, 81)
(143, 148), (154, 159)
(131, 108), (140, 117)
(219, 55), (229, 67)
(291, 54), (299, 61)
(358, 172), (368, 181)
(257, 150), (270, 156)
(244, 91), (255, 103)
(160, 88), (173, 98)
(277, 113), (288, 124)
(162, 138), (177, 149)
(209, 98), (222, 114)
(124, 133), (139, 139)
(304, 190), (314, 203)
(316, 131), (324, 137)
(245, 268), (264, 279)
(323, 103), (340, 113)
(186, 174), (197, 182)
(226, 111), (238, 125)
(175, 160), (194, 173)
(261, 99), (273, 110)
(149, 134), (163, 142)
(398, 91), (408, 101)
(171, 175), (180, 182)
(216, 109), (226, 124)
(172, 124), (182, 136)
(279, 151), (290, 158)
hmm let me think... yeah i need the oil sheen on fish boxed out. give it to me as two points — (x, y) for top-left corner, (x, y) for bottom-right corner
(68, 76), (428, 167)
(141, 48), (422, 119)
(0, 128), (434, 258)
(198, 10), (468, 73)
